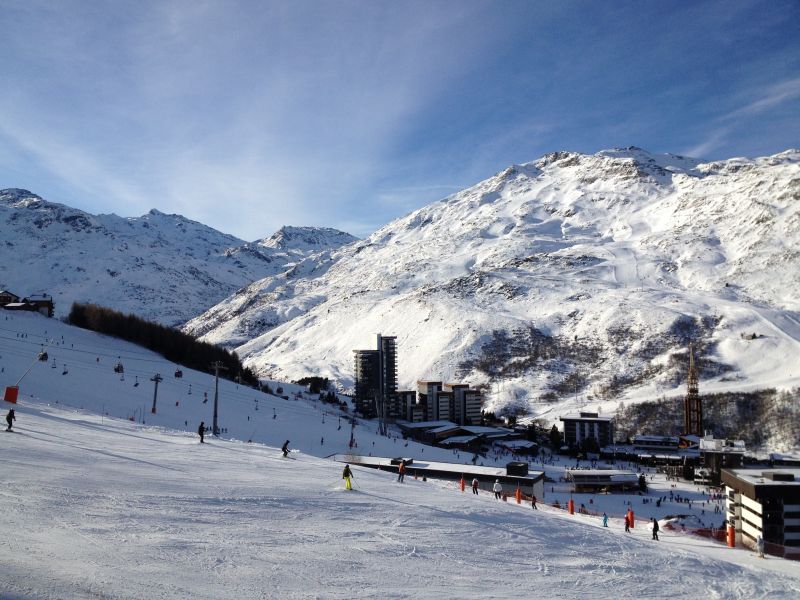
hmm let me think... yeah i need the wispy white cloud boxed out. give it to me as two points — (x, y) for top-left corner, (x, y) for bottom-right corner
(723, 77), (800, 119)
(680, 128), (732, 160)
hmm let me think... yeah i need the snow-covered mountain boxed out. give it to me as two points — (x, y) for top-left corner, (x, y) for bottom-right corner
(0, 189), (357, 326)
(184, 148), (800, 420)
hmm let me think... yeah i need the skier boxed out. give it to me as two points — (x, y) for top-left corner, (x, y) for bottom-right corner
(531, 494), (538, 509)
(5, 408), (15, 431)
(651, 517), (660, 541)
(342, 464), (353, 490)
(281, 440), (290, 457)
(756, 534), (765, 558)
(471, 478), (479, 495)
(602, 512), (608, 527)
(624, 513), (631, 533)
(198, 421), (205, 443)
(493, 479), (503, 500)
(397, 460), (406, 483)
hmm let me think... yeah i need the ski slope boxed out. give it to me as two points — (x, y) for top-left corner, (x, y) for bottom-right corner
(3, 403), (800, 599)
(2, 312), (800, 598)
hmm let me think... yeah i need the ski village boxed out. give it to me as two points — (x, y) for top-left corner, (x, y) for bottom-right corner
(2, 142), (800, 600)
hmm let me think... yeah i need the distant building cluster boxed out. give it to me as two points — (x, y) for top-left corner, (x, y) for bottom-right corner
(352, 334), (483, 426)
(0, 290), (54, 318)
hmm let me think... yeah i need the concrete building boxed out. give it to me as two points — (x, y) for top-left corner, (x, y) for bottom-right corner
(353, 349), (380, 417)
(559, 412), (614, 448)
(352, 334), (398, 418)
(444, 383), (483, 425)
(722, 468), (800, 558)
(698, 436), (746, 486)
(417, 380), (443, 420)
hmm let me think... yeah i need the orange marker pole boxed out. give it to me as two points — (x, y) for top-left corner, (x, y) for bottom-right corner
(515, 487), (522, 504)
(568, 499), (575, 515)
(460, 477), (465, 492)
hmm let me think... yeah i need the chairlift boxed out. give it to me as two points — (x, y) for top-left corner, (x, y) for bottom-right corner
(38, 351), (49, 362)
(114, 362), (124, 374)
(187, 384), (192, 395)
(51, 358), (57, 369)
(62, 365), (69, 375)
(133, 375), (139, 387)
(175, 368), (183, 378)
(120, 373), (125, 381)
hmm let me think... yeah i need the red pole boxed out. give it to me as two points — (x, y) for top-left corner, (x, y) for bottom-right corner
(515, 487), (522, 504)
(568, 498), (575, 515)
(460, 477), (465, 492)
(629, 509), (635, 528)
(727, 526), (735, 548)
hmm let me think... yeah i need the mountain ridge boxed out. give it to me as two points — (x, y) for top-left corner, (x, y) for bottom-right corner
(0, 188), (358, 326)
(183, 147), (800, 423)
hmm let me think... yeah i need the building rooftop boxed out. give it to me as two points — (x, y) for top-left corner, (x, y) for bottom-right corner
(460, 425), (514, 435)
(560, 413), (613, 422)
(439, 435), (482, 446)
(633, 435), (680, 444)
(496, 440), (538, 449)
(428, 424), (462, 434)
(333, 455), (544, 481)
(397, 420), (457, 430)
(699, 437), (746, 453)
(566, 469), (639, 482)
(723, 468), (800, 487)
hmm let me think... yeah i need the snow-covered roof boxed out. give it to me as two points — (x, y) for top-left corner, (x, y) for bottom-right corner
(560, 413), (613, 422)
(723, 468), (800, 487)
(769, 453), (800, 462)
(699, 437), (746, 452)
(335, 455), (544, 481)
(438, 435), (482, 445)
(566, 470), (639, 483)
(460, 425), (514, 435)
(398, 420), (457, 430)
(496, 440), (538, 449)
(632, 435), (680, 447)
(429, 424), (461, 434)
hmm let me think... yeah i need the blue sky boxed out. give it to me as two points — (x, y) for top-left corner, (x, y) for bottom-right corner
(1, 0), (798, 241)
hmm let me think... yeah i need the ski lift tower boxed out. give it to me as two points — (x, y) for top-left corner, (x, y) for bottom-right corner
(683, 344), (702, 435)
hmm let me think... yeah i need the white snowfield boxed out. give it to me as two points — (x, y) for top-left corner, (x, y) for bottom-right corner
(2, 313), (800, 598)
(3, 404), (799, 599)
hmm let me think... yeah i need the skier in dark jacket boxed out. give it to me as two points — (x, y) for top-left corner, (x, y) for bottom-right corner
(282, 440), (290, 457)
(343, 464), (353, 490)
(6, 409), (15, 431)
(651, 518), (660, 540)
(198, 421), (205, 443)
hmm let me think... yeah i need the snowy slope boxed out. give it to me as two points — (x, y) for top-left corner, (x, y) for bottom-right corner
(0, 189), (357, 326)
(184, 148), (800, 421)
(2, 313), (799, 599)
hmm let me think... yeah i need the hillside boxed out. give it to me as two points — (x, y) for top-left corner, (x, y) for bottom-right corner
(0, 188), (357, 326)
(184, 148), (800, 423)
(3, 315), (800, 598)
